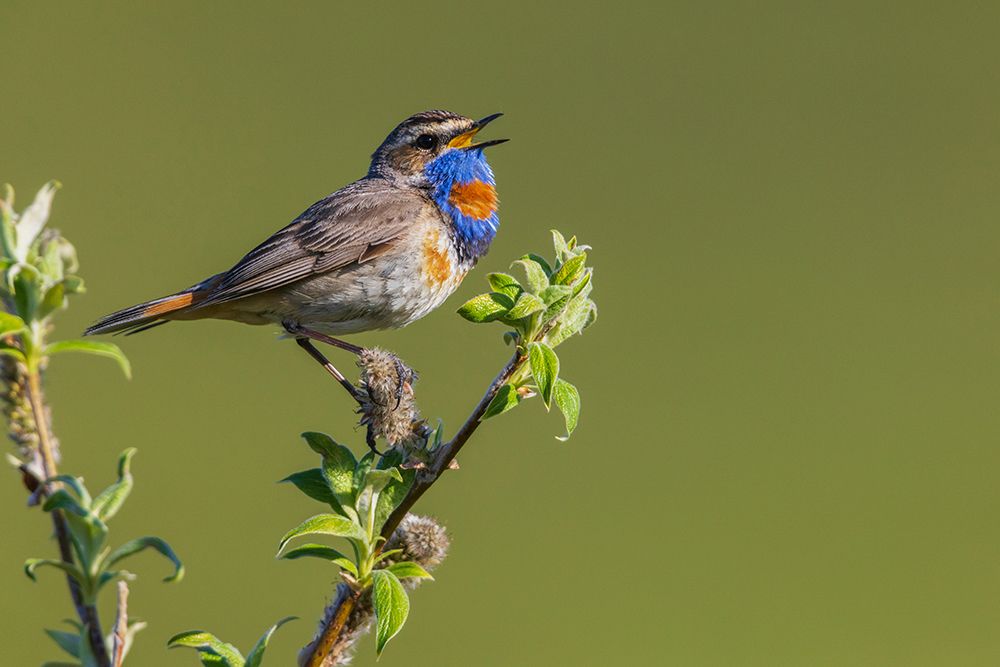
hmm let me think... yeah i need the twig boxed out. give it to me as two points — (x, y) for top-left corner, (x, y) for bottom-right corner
(111, 581), (129, 667)
(302, 349), (526, 667)
(25, 366), (112, 667)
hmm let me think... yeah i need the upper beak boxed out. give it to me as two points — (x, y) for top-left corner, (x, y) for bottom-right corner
(448, 113), (509, 150)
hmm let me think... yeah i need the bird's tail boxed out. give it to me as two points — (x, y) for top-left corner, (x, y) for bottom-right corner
(84, 290), (200, 336)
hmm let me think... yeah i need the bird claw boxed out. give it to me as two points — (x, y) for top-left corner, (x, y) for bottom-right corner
(392, 356), (414, 410)
(365, 424), (389, 457)
(367, 353), (414, 409)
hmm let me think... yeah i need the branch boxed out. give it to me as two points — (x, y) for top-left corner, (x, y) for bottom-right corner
(24, 365), (111, 667)
(380, 349), (525, 539)
(302, 349), (526, 667)
(111, 581), (129, 667)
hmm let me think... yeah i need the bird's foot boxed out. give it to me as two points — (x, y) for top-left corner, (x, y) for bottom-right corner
(365, 424), (389, 457)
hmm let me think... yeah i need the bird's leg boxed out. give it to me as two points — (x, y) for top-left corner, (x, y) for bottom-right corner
(285, 323), (364, 355)
(285, 322), (411, 409)
(289, 333), (363, 403)
(295, 337), (363, 401)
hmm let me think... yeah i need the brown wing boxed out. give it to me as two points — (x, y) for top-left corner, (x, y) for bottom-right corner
(195, 180), (432, 307)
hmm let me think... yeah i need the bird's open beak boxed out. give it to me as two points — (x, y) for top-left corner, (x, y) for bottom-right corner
(448, 113), (509, 150)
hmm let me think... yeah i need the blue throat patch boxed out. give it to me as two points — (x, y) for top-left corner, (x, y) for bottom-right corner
(425, 148), (499, 263)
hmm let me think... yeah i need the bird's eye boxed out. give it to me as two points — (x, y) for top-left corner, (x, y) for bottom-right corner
(415, 134), (437, 150)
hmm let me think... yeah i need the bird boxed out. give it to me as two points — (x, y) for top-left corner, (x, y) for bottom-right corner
(85, 109), (507, 399)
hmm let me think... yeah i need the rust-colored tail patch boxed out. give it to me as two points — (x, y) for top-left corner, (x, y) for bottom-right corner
(142, 292), (194, 318)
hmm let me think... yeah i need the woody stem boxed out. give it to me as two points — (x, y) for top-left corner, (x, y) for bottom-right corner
(303, 349), (526, 667)
(25, 364), (111, 667)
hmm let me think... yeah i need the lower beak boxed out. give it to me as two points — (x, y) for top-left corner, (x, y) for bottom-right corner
(448, 113), (509, 150)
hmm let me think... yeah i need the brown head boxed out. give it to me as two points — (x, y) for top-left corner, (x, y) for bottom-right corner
(367, 110), (506, 186)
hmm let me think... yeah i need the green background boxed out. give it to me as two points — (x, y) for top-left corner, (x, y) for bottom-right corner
(3, 1), (1000, 665)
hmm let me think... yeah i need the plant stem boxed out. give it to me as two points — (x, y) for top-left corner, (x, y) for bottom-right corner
(305, 586), (363, 667)
(24, 365), (111, 667)
(302, 349), (526, 667)
(380, 349), (526, 537)
(111, 581), (129, 667)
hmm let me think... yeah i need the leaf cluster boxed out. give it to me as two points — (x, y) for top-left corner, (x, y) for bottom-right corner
(0, 183), (128, 376)
(458, 230), (596, 439)
(26, 449), (184, 665)
(278, 433), (432, 656)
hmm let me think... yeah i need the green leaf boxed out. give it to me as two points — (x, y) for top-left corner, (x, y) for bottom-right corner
(24, 558), (88, 588)
(47, 475), (92, 506)
(277, 513), (366, 553)
(457, 292), (514, 323)
(553, 379), (581, 440)
(10, 269), (40, 322)
(0, 311), (26, 336)
(512, 258), (550, 293)
(376, 447), (404, 470)
(504, 292), (546, 319)
(385, 561), (434, 580)
(96, 569), (136, 592)
(551, 229), (570, 259)
(571, 267), (593, 297)
(15, 181), (59, 262)
(583, 301), (597, 329)
(372, 569), (410, 656)
(245, 616), (296, 667)
(167, 630), (245, 667)
(524, 252), (555, 276)
(91, 448), (136, 521)
(302, 432), (358, 519)
(63, 275), (85, 295)
(278, 543), (358, 577)
(552, 252), (587, 286)
(44, 628), (81, 658)
(59, 512), (108, 571)
(363, 467), (403, 496)
(487, 272), (523, 300)
(45, 340), (131, 379)
(104, 536), (184, 583)
(481, 384), (522, 420)
(374, 548), (405, 564)
(528, 342), (560, 408)
(538, 284), (573, 307)
(279, 469), (339, 509)
(42, 488), (90, 517)
(38, 281), (66, 320)
(374, 467), (415, 535)
(352, 451), (375, 498)
(546, 295), (597, 348)
(540, 284), (574, 321)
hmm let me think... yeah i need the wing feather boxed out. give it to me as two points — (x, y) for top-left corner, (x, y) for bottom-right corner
(195, 181), (431, 306)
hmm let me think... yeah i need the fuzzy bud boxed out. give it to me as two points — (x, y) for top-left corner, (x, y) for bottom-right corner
(391, 514), (450, 572)
(1, 353), (37, 456)
(299, 515), (450, 666)
(356, 348), (424, 448)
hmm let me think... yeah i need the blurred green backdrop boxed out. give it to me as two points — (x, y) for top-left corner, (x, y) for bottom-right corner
(3, 1), (1000, 665)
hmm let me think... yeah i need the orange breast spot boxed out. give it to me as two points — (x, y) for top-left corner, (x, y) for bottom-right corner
(448, 180), (497, 220)
(422, 229), (453, 287)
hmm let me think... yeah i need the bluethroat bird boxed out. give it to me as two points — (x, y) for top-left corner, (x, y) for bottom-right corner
(85, 110), (507, 404)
